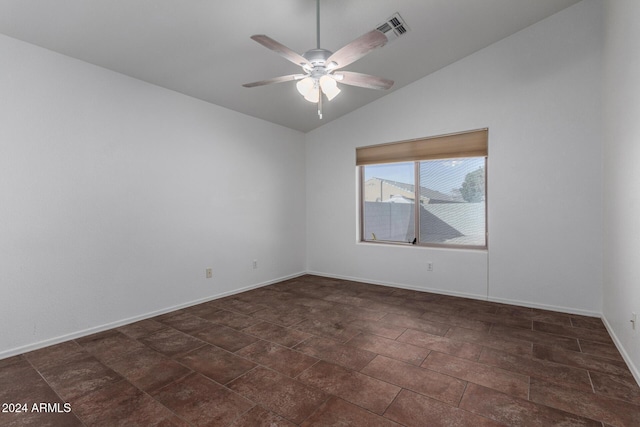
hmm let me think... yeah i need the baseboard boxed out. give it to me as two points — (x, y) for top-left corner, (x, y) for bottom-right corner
(486, 296), (601, 318)
(307, 270), (601, 318)
(306, 270), (490, 302)
(601, 315), (640, 387)
(0, 271), (306, 361)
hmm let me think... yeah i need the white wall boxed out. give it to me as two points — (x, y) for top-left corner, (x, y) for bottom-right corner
(0, 34), (306, 358)
(602, 0), (640, 382)
(306, 0), (603, 315)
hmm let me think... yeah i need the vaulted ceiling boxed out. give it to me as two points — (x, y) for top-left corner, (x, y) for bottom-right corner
(0, 0), (581, 132)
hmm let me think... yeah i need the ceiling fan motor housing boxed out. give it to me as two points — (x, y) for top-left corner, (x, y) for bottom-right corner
(302, 48), (335, 72)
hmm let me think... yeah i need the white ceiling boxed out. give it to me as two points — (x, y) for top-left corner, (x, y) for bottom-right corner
(0, 0), (581, 133)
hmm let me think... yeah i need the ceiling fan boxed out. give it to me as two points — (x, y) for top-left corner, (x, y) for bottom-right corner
(243, 0), (394, 119)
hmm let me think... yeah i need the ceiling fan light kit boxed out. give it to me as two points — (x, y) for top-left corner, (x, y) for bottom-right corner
(243, 0), (400, 119)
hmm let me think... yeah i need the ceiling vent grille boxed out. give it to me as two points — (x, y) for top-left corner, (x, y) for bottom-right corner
(376, 13), (409, 42)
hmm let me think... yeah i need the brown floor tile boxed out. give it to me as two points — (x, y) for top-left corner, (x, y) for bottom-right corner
(201, 309), (261, 330)
(294, 336), (376, 371)
(297, 361), (400, 414)
(347, 333), (430, 366)
(117, 318), (166, 339)
(293, 296), (339, 311)
(416, 300), (466, 317)
(251, 307), (307, 327)
(0, 358), (34, 400)
(180, 301), (220, 318)
(300, 306), (356, 324)
(533, 321), (613, 344)
(322, 293), (377, 308)
(590, 370), (640, 404)
(151, 372), (254, 426)
(39, 355), (122, 401)
(347, 318), (407, 339)
(255, 296), (301, 313)
(570, 315), (607, 331)
(108, 347), (191, 392)
(235, 340), (318, 378)
(445, 327), (533, 356)
(227, 366), (327, 424)
(579, 339), (625, 361)
(154, 309), (187, 321)
(384, 389), (504, 427)
(423, 351), (529, 399)
(494, 305), (533, 319)
(73, 379), (183, 427)
(157, 312), (215, 334)
(312, 287), (356, 299)
(287, 287), (337, 300)
(460, 383), (601, 426)
(191, 324), (257, 352)
(331, 303), (387, 322)
(294, 318), (363, 343)
(370, 294), (422, 310)
(361, 355), (466, 406)
(306, 308), (361, 326)
(533, 344), (633, 377)
(177, 344), (255, 384)
(397, 328), (483, 361)
(236, 294), (283, 311)
(74, 329), (119, 344)
(76, 331), (147, 364)
(0, 360), (76, 425)
(301, 396), (400, 427)
(449, 298), (499, 315)
(467, 311), (533, 329)
(367, 300), (427, 318)
(139, 327), (206, 358)
(228, 406), (296, 427)
(529, 377), (640, 426)
(0, 355), (27, 370)
(479, 347), (593, 392)
(2, 275), (631, 427)
(379, 313), (450, 336)
(241, 321), (311, 348)
(490, 323), (581, 351)
(24, 341), (89, 371)
(530, 311), (573, 327)
(212, 297), (267, 315)
(390, 288), (439, 301)
(421, 311), (492, 332)
(0, 358), (37, 382)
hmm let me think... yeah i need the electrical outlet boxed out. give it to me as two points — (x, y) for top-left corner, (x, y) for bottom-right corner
(427, 262), (433, 272)
(252, 260), (258, 269)
(206, 268), (212, 279)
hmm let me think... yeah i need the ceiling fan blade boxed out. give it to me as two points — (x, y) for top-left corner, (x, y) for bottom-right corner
(250, 35), (312, 68)
(243, 74), (307, 88)
(335, 71), (394, 90)
(326, 30), (388, 70)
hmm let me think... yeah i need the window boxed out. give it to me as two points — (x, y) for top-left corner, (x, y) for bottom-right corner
(358, 129), (487, 249)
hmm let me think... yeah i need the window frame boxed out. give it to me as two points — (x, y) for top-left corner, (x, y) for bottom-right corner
(358, 129), (488, 250)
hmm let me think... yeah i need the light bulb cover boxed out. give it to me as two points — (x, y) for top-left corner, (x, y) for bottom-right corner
(296, 77), (315, 97)
(320, 75), (341, 101)
(304, 88), (320, 103)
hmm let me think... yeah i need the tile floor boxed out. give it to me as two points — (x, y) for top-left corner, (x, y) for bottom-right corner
(1, 275), (639, 426)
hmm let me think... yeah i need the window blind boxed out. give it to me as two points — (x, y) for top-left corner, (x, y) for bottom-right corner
(356, 128), (488, 166)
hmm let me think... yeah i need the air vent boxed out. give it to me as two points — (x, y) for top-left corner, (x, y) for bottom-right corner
(376, 13), (409, 42)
